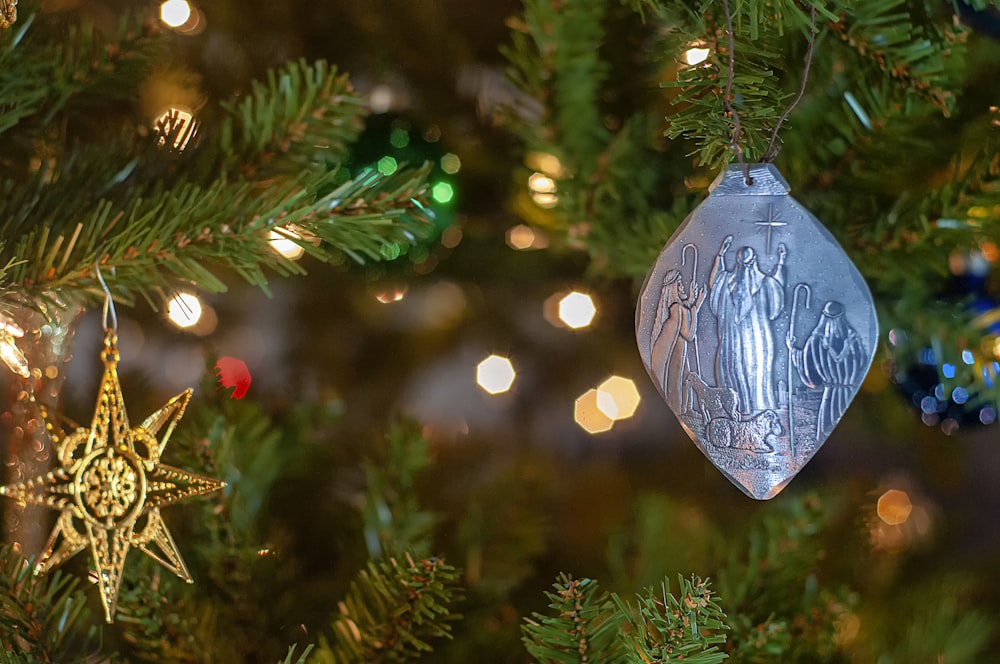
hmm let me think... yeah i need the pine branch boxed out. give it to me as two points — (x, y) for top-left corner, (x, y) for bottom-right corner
(0, 7), (436, 306)
(283, 644), (316, 664)
(522, 575), (626, 664)
(0, 161), (434, 303)
(362, 421), (438, 559)
(0, 8), (162, 143)
(316, 555), (463, 664)
(715, 493), (856, 661)
(612, 575), (729, 664)
(0, 544), (102, 662)
(218, 59), (367, 177)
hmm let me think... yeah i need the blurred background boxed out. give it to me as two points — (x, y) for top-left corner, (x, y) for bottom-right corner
(5, 0), (1000, 660)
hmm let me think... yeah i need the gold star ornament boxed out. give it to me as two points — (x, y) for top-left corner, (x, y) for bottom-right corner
(0, 329), (225, 623)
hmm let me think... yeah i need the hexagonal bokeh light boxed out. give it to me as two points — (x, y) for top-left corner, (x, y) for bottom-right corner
(575, 388), (615, 434)
(476, 354), (516, 395)
(160, 0), (192, 28)
(167, 292), (203, 329)
(557, 291), (596, 329)
(596, 376), (640, 420)
(877, 489), (913, 525)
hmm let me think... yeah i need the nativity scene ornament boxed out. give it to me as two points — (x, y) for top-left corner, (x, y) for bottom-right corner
(0, 291), (225, 623)
(636, 164), (877, 499)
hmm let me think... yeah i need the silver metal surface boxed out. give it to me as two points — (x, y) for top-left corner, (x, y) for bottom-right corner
(636, 164), (877, 499)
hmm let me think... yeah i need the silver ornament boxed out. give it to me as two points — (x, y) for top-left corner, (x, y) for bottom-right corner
(636, 164), (877, 499)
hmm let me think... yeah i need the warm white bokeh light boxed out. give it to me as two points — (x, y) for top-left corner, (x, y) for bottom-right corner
(375, 287), (407, 304)
(507, 224), (536, 250)
(575, 389), (615, 434)
(528, 172), (559, 209)
(558, 291), (597, 329)
(525, 152), (564, 177)
(160, 0), (192, 28)
(597, 376), (641, 420)
(268, 229), (305, 260)
(154, 107), (196, 150)
(167, 292), (203, 329)
(683, 45), (711, 66)
(476, 354), (516, 395)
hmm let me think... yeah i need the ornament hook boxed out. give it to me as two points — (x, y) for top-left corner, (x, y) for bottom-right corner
(95, 259), (118, 333)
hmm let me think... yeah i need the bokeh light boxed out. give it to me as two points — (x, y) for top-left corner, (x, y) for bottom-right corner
(432, 181), (454, 204)
(575, 389), (615, 434)
(683, 44), (711, 66)
(160, 0), (191, 28)
(154, 107), (197, 150)
(877, 489), (913, 525)
(440, 153), (461, 174)
(377, 155), (398, 176)
(476, 354), (516, 395)
(167, 292), (203, 329)
(268, 229), (306, 260)
(557, 291), (597, 329)
(375, 287), (407, 303)
(596, 376), (641, 420)
(506, 224), (548, 250)
(528, 172), (558, 208)
(525, 152), (564, 177)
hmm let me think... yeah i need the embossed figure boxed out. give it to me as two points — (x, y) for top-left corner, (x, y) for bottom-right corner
(788, 301), (868, 438)
(650, 270), (707, 413)
(707, 409), (782, 453)
(708, 236), (786, 415)
(683, 372), (738, 425)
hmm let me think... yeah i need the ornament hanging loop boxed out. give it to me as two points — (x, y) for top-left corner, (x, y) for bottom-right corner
(718, 0), (818, 175)
(95, 259), (119, 365)
(719, 0), (751, 185)
(95, 259), (118, 334)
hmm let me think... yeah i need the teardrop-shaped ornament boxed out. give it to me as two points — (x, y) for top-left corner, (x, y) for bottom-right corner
(636, 164), (877, 499)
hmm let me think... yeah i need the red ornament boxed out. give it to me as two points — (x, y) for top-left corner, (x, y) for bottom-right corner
(214, 357), (251, 399)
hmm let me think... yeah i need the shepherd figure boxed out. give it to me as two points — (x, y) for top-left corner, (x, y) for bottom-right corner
(787, 300), (867, 439)
(650, 269), (706, 413)
(708, 235), (786, 415)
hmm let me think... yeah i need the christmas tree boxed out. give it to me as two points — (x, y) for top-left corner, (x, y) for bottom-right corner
(1, 0), (1000, 661)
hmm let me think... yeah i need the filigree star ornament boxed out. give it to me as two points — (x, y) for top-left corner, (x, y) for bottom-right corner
(0, 329), (226, 623)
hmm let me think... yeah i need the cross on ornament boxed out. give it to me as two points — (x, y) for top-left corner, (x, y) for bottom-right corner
(747, 203), (787, 255)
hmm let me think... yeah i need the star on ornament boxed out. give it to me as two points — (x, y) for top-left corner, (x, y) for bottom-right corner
(0, 330), (225, 623)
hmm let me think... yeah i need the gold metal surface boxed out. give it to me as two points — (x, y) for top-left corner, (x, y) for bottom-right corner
(0, 329), (225, 623)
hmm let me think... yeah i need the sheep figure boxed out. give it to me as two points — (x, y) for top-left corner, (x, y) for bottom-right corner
(682, 372), (738, 424)
(707, 409), (782, 454)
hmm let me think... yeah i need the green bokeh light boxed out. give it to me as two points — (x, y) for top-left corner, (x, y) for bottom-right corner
(390, 128), (411, 149)
(432, 181), (454, 204)
(377, 155), (398, 176)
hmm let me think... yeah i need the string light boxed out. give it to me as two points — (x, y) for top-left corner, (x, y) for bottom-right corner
(167, 293), (203, 329)
(377, 156), (398, 176)
(575, 389), (615, 434)
(268, 229), (306, 260)
(476, 355), (516, 395)
(432, 182), (454, 204)
(525, 152), (564, 178)
(596, 376), (641, 420)
(682, 44), (711, 66)
(440, 153), (461, 174)
(528, 172), (558, 208)
(154, 108), (197, 151)
(557, 291), (597, 329)
(876, 489), (912, 525)
(375, 287), (407, 303)
(159, 0), (191, 28)
(506, 224), (548, 250)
